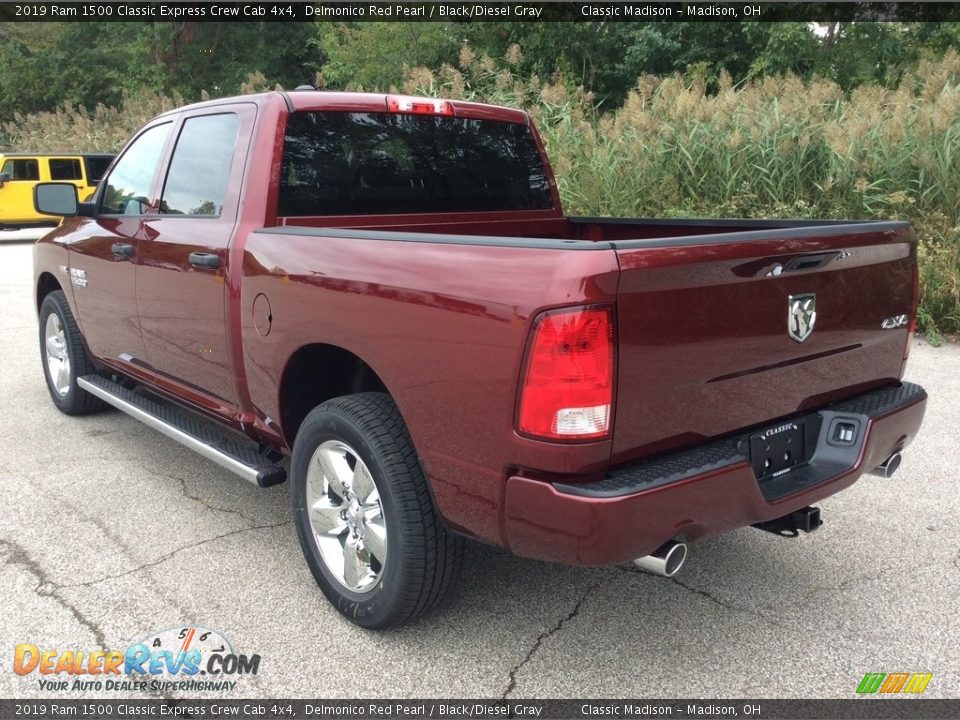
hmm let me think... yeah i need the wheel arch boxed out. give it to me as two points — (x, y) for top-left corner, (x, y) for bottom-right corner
(36, 271), (63, 311)
(278, 343), (390, 447)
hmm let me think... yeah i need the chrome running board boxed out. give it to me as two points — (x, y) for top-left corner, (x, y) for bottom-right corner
(77, 375), (285, 487)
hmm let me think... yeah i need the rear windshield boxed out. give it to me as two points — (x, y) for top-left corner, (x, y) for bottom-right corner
(279, 112), (553, 216)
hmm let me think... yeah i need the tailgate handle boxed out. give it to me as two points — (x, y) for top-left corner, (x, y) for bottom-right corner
(189, 252), (220, 270)
(783, 252), (839, 272)
(111, 243), (134, 258)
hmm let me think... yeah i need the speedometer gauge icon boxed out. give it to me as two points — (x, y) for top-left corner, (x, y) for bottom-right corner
(136, 625), (233, 670)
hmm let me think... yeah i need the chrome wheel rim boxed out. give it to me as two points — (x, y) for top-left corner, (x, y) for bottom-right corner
(44, 313), (70, 397)
(306, 440), (387, 593)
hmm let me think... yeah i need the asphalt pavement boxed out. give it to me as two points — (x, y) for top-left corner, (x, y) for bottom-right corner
(0, 239), (957, 700)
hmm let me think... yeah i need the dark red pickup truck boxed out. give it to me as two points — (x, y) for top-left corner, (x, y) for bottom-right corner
(33, 91), (926, 627)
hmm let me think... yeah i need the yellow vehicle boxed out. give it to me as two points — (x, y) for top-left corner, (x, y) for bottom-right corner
(0, 153), (114, 230)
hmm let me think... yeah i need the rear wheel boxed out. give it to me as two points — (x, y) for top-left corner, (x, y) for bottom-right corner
(291, 392), (463, 628)
(38, 290), (105, 415)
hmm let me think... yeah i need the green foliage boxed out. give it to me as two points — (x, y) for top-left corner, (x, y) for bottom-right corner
(0, 23), (161, 124)
(750, 23), (821, 77)
(148, 22), (320, 98)
(316, 23), (460, 91)
(2, 89), (187, 153)
(404, 51), (960, 335)
(2, 19), (959, 336)
(0, 22), (318, 127)
(916, 218), (960, 338)
(815, 23), (914, 88)
(459, 22), (790, 105)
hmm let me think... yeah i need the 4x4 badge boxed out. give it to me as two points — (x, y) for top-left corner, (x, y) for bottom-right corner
(68, 267), (87, 288)
(788, 294), (816, 342)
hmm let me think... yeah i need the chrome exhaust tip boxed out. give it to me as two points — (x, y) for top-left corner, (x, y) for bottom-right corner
(869, 451), (902, 478)
(632, 540), (688, 577)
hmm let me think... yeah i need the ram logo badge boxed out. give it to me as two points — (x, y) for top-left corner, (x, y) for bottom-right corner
(788, 294), (816, 343)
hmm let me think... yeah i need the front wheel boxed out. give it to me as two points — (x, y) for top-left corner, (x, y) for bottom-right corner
(38, 290), (105, 415)
(291, 393), (463, 628)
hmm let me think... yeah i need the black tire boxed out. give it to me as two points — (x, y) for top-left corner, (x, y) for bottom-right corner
(38, 290), (106, 415)
(291, 392), (463, 628)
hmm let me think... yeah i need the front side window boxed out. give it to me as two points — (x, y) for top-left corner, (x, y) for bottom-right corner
(101, 123), (172, 216)
(278, 112), (554, 216)
(1, 159), (40, 181)
(160, 113), (240, 216)
(50, 159), (82, 181)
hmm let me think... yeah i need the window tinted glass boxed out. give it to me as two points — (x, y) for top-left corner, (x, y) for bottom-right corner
(279, 112), (553, 216)
(50, 158), (82, 180)
(161, 113), (239, 216)
(1, 159), (40, 181)
(84, 156), (113, 185)
(101, 123), (171, 215)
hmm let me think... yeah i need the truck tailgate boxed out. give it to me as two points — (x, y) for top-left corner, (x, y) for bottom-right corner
(611, 223), (916, 464)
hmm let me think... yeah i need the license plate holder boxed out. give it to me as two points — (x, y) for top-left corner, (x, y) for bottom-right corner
(750, 421), (807, 480)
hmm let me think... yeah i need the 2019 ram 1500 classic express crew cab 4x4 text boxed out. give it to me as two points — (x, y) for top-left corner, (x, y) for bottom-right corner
(32, 91), (927, 628)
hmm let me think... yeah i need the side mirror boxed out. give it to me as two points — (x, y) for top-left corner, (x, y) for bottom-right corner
(0, 172), (10, 188)
(34, 182), (79, 217)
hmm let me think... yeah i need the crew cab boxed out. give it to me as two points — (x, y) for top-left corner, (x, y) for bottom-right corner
(32, 91), (926, 628)
(0, 152), (113, 230)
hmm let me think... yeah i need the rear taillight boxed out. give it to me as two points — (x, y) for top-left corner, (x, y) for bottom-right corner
(518, 305), (614, 441)
(386, 95), (454, 116)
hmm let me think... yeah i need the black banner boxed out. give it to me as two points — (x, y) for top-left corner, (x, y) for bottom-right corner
(2, 700), (960, 720)
(4, 2), (960, 23)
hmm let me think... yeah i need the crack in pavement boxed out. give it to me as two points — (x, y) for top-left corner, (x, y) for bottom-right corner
(178, 475), (262, 527)
(618, 565), (786, 630)
(501, 582), (600, 699)
(84, 428), (122, 438)
(52, 475), (140, 558)
(144, 467), (265, 527)
(827, 566), (898, 599)
(0, 521), (289, 697)
(670, 577), (786, 629)
(56, 521), (291, 590)
(48, 484), (193, 620)
(0, 538), (108, 648)
(667, 575), (731, 610)
(0, 521), (290, 701)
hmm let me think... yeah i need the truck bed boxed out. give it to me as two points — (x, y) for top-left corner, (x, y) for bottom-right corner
(247, 216), (916, 541)
(275, 213), (906, 246)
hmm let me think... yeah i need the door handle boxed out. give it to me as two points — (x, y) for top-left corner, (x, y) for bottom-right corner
(189, 252), (220, 270)
(111, 243), (134, 258)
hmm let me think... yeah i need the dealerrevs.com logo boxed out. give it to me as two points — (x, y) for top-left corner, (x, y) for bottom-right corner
(856, 672), (933, 695)
(14, 626), (260, 693)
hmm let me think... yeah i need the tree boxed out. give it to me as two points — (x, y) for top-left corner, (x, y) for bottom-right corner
(749, 23), (821, 78)
(146, 22), (321, 96)
(0, 20), (321, 130)
(316, 22), (460, 91)
(813, 22), (916, 88)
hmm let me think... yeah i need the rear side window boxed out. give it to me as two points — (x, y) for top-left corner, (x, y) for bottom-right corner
(161, 113), (240, 216)
(1, 159), (40, 181)
(279, 112), (554, 216)
(49, 158), (82, 181)
(101, 123), (172, 215)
